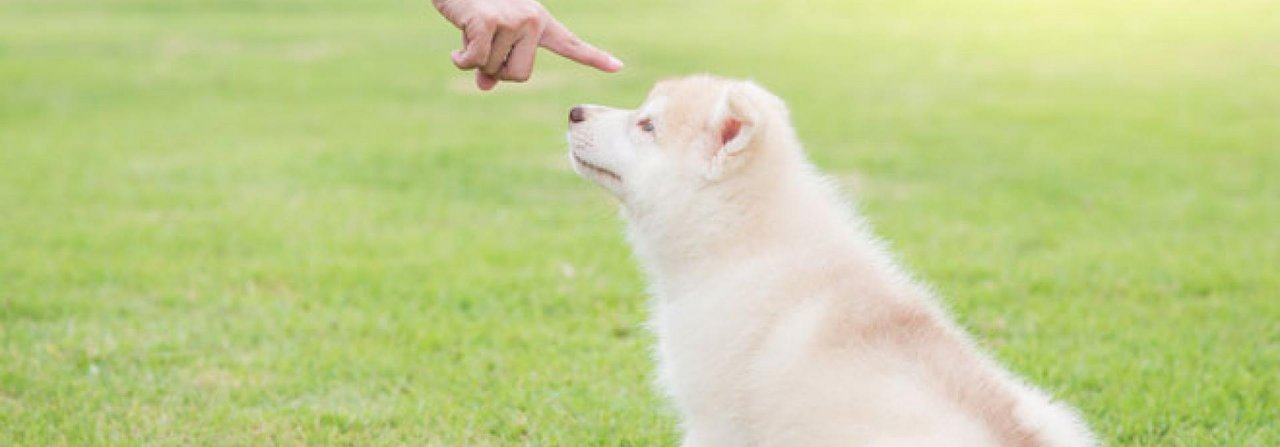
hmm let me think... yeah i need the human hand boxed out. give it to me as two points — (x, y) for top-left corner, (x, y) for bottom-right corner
(432, 0), (624, 90)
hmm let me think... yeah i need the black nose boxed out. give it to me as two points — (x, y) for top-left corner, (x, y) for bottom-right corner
(568, 106), (586, 124)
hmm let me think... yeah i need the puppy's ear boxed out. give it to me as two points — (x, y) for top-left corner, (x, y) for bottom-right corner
(706, 82), (761, 180)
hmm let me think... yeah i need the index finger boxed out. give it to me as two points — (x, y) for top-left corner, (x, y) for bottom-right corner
(539, 20), (623, 72)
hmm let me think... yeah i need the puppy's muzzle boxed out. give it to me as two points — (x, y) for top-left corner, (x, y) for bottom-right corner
(568, 106), (587, 124)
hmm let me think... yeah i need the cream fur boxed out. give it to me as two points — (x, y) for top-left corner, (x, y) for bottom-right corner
(567, 75), (1096, 447)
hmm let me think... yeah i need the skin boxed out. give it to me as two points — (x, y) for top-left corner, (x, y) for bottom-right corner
(432, 0), (624, 91)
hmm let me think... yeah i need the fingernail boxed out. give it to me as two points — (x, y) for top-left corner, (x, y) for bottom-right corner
(607, 56), (624, 71)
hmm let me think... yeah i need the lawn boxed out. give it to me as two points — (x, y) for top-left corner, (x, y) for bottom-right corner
(1, 0), (1278, 445)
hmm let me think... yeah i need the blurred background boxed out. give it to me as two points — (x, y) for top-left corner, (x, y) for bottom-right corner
(2, 0), (1277, 444)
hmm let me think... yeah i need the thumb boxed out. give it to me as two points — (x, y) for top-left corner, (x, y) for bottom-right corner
(539, 20), (623, 73)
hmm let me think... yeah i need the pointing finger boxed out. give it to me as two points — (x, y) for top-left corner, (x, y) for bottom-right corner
(539, 19), (622, 73)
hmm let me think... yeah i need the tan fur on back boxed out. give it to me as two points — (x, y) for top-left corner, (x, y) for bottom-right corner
(567, 75), (1096, 447)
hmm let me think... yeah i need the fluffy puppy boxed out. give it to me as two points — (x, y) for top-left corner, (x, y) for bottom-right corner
(567, 75), (1096, 447)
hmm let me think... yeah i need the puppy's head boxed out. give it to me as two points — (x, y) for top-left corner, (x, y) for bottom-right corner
(567, 75), (789, 205)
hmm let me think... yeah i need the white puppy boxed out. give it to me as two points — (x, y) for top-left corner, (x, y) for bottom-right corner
(567, 75), (1096, 447)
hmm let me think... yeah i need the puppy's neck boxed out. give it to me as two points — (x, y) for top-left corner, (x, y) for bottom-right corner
(623, 158), (851, 291)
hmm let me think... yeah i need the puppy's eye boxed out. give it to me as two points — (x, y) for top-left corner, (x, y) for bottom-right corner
(638, 118), (655, 132)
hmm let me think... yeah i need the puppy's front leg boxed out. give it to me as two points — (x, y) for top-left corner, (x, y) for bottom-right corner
(681, 423), (749, 447)
(680, 432), (707, 447)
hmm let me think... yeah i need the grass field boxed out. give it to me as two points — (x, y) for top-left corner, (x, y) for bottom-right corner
(2, 0), (1279, 445)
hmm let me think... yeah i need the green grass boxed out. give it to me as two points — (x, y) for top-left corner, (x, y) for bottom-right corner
(2, 0), (1278, 444)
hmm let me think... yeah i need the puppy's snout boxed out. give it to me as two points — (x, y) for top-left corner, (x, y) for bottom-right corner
(569, 106), (586, 124)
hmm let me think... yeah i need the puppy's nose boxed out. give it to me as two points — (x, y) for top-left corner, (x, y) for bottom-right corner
(568, 106), (586, 124)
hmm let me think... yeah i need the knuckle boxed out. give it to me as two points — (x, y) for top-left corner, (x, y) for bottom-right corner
(508, 71), (530, 82)
(497, 15), (524, 29)
(520, 11), (542, 25)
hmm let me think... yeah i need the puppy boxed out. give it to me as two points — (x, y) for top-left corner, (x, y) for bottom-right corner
(567, 75), (1096, 447)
